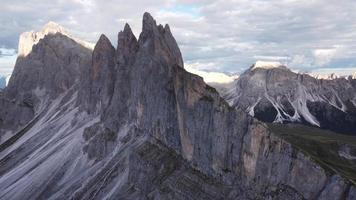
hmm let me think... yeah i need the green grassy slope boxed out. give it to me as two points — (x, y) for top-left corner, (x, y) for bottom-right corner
(268, 123), (356, 184)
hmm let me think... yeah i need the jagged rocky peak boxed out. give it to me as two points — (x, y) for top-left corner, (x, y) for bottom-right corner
(18, 21), (68, 57)
(117, 23), (138, 65)
(80, 12), (185, 115)
(0, 21), (92, 146)
(142, 12), (156, 33)
(311, 72), (342, 80)
(95, 34), (114, 52)
(6, 22), (93, 108)
(138, 12), (184, 68)
(91, 34), (115, 81)
(83, 34), (115, 112)
(41, 21), (68, 35)
(18, 21), (94, 57)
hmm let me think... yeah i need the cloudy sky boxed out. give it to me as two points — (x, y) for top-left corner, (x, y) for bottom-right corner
(1, 0), (356, 76)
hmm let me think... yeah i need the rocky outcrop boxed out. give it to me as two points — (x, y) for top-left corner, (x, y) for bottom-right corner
(0, 24), (92, 145)
(18, 21), (93, 57)
(139, 12), (183, 68)
(0, 13), (355, 200)
(83, 34), (116, 113)
(219, 63), (356, 135)
(116, 23), (138, 65)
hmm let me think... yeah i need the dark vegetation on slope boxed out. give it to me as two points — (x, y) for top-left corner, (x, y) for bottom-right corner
(268, 123), (356, 184)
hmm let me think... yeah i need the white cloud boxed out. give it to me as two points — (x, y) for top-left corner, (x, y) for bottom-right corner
(1, 0), (356, 75)
(289, 54), (306, 66)
(0, 47), (17, 75)
(253, 56), (287, 60)
(73, 0), (95, 12)
(185, 63), (238, 84)
(313, 48), (338, 66)
(312, 45), (348, 66)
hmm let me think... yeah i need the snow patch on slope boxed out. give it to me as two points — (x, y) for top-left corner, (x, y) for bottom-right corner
(247, 97), (261, 117)
(5, 74), (11, 86)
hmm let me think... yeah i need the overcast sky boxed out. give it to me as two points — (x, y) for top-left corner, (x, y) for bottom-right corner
(1, 0), (356, 76)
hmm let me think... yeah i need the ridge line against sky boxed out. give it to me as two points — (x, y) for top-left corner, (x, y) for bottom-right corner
(1, 0), (356, 76)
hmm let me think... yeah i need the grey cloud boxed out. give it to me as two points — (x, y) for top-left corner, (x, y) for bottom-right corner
(0, 0), (356, 75)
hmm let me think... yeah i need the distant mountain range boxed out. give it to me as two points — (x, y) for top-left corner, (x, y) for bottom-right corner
(216, 61), (356, 135)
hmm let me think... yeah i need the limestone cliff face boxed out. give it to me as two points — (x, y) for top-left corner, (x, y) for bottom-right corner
(240, 122), (353, 199)
(18, 21), (93, 57)
(0, 13), (355, 200)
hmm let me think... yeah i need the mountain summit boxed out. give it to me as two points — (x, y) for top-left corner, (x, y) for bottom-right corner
(0, 13), (355, 200)
(18, 21), (94, 57)
(220, 63), (356, 134)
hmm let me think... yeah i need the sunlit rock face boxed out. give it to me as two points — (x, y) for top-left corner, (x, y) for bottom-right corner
(0, 13), (355, 200)
(0, 23), (92, 146)
(219, 63), (356, 135)
(18, 21), (94, 57)
(18, 22), (67, 57)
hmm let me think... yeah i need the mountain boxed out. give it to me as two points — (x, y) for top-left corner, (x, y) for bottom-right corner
(18, 21), (94, 57)
(0, 21), (92, 145)
(311, 73), (341, 80)
(0, 14), (355, 200)
(219, 61), (356, 135)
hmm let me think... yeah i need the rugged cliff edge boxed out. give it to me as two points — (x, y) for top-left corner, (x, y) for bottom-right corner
(0, 13), (355, 200)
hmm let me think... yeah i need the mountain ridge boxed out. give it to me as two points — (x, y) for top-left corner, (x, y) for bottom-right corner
(0, 13), (355, 200)
(218, 62), (356, 134)
(18, 21), (94, 57)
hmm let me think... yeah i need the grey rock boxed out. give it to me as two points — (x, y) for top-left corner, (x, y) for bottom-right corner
(139, 12), (183, 68)
(83, 34), (116, 113)
(0, 29), (91, 145)
(0, 13), (354, 200)
(218, 64), (356, 134)
(117, 23), (139, 66)
(347, 186), (356, 200)
(317, 175), (348, 200)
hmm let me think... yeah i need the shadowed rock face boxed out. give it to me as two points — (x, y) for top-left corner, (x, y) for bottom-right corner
(220, 65), (356, 135)
(0, 13), (355, 200)
(0, 32), (91, 145)
(7, 33), (92, 102)
(83, 34), (116, 113)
